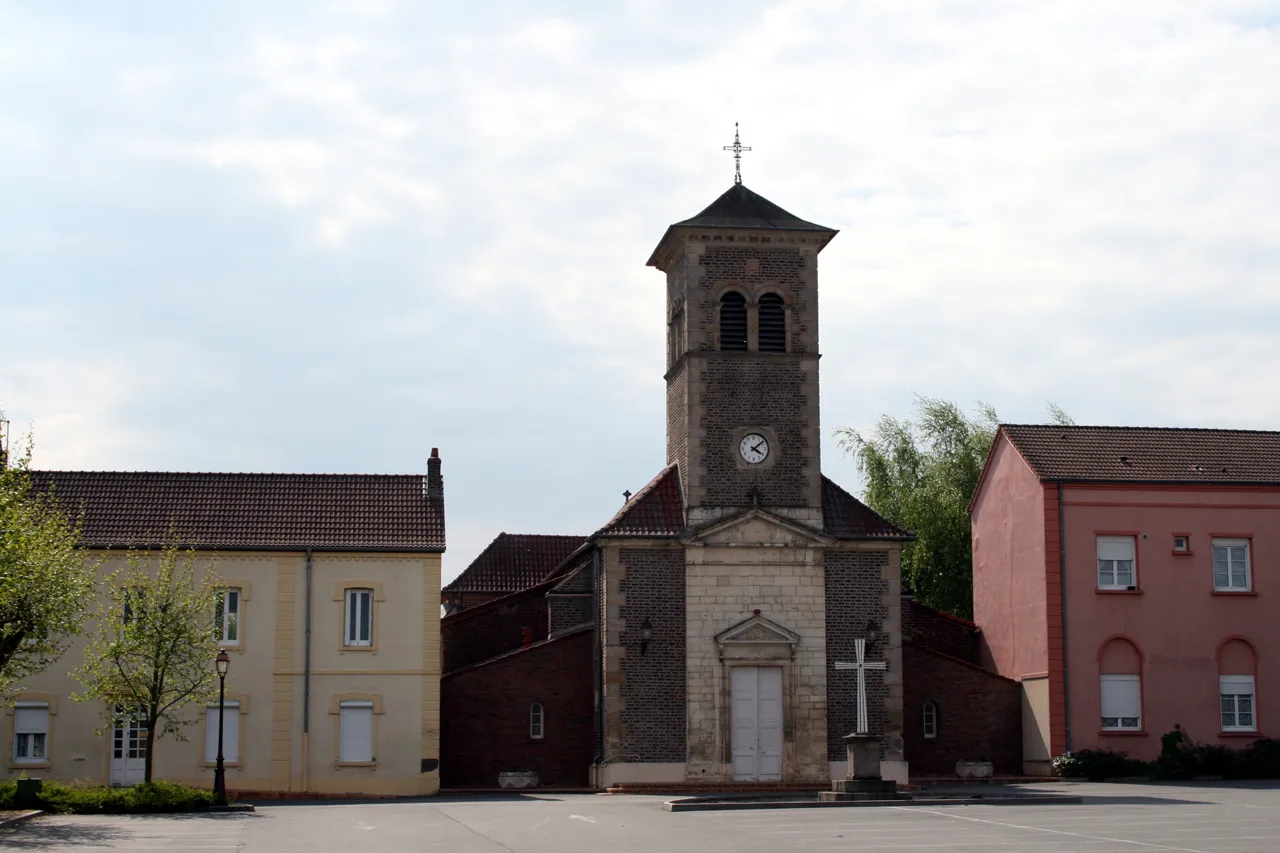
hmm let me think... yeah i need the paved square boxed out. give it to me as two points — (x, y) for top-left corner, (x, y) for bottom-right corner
(4, 782), (1278, 852)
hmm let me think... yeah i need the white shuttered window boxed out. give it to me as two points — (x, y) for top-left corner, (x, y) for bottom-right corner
(1220, 675), (1257, 732)
(203, 701), (241, 762)
(344, 589), (373, 646)
(1097, 537), (1136, 589)
(13, 702), (49, 763)
(1100, 674), (1141, 731)
(339, 701), (375, 763)
(1212, 539), (1251, 591)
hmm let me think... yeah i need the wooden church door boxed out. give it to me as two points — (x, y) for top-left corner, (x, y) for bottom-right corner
(731, 666), (783, 781)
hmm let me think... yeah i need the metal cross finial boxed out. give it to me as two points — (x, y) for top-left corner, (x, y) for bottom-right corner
(723, 122), (752, 185)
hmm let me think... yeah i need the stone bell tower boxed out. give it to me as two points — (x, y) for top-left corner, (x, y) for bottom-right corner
(647, 179), (837, 529)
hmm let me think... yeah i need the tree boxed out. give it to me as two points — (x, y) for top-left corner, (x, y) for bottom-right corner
(0, 426), (95, 695)
(836, 397), (1072, 619)
(73, 540), (222, 783)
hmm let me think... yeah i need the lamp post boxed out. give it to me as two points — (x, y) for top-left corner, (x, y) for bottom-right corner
(213, 649), (230, 806)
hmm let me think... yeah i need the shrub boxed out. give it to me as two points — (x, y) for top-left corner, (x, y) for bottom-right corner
(1235, 738), (1280, 779)
(1153, 724), (1199, 780)
(0, 780), (216, 814)
(1053, 749), (1150, 780)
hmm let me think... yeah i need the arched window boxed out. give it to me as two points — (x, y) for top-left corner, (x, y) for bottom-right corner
(1099, 638), (1142, 731)
(719, 291), (747, 351)
(922, 701), (938, 739)
(758, 293), (786, 353)
(529, 702), (545, 740)
(1219, 639), (1257, 733)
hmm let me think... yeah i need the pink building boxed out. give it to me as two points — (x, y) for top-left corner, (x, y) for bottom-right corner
(971, 425), (1276, 773)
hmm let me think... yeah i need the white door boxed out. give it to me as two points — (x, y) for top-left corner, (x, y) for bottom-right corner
(731, 666), (784, 781)
(110, 712), (147, 787)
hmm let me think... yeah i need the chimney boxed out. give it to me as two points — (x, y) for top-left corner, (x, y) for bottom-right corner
(426, 447), (444, 499)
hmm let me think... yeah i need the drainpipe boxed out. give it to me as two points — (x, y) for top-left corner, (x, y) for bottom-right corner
(302, 548), (313, 792)
(1057, 482), (1072, 754)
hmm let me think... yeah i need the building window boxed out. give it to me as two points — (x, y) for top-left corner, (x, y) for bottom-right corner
(344, 589), (373, 646)
(339, 700), (375, 763)
(1100, 674), (1142, 731)
(1097, 536), (1136, 590)
(1173, 535), (1190, 554)
(1220, 676), (1256, 732)
(203, 700), (241, 763)
(1212, 539), (1251, 591)
(719, 291), (748, 351)
(758, 293), (786, 353)
(922, 701), (938, 739)
(13, 702), (49, 764)
(214, 588), (241, 645)
(530, 702), (545, 740)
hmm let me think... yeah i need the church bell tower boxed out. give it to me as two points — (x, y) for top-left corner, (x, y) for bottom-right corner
(647, 155), (837, 530)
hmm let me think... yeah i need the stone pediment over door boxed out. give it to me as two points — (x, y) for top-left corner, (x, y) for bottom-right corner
(688, 508), (834, 548)
(715, 614), (802, 663)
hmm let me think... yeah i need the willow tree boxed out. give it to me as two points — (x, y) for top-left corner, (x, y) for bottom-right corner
(836, 397), (1072, 619)
(0, 427), (95, 695)
(73, 541), (221, 784)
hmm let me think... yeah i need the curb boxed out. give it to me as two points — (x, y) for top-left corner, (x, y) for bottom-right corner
(0, 810), (42, 829)
(664, 795), (1082, 812)
(209, 804), (256, 813)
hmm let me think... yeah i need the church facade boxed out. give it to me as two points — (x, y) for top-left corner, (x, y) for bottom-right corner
(443, 181), (935, 787)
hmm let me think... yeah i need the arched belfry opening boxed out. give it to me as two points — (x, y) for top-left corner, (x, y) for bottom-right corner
(758, 293), (786, 353)
(719, 291), (748, 351)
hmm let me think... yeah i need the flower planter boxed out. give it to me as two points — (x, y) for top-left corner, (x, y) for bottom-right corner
(955, 760), (994, 780)
(497, 771), (539, 789)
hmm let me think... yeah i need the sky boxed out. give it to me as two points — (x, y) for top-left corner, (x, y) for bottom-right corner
(3, 1), (1280, 583)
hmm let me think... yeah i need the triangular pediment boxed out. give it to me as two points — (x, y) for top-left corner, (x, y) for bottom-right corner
(688, 508), (833, 547)
(715, 614), (802, 647)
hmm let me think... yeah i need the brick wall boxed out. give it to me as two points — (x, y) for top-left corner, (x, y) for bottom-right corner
(548, 595), (593, 634)
(440, 629), (594, 787)
(618, 547), (686, 761)
(903, 642), (1022, 776)
(825, 551), (890, 760)
(902, 597), (977, 663)
(442, 585), (549, 674)
(666, 363), (689, 490)
(693, 246), (812, 354)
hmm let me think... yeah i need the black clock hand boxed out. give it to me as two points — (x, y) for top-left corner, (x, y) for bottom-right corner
(752, 442), (766, 454)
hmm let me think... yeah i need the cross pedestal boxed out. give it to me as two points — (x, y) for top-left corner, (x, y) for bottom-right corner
(818, 637), (905, 802)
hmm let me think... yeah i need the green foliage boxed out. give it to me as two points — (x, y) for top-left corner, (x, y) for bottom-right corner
(72, 539), (222, 784)
(0, 779), (216, 814)
(836, 397), (1073, 618)
(1052, 749), (1151, 780)
(0, 429), (96, 695)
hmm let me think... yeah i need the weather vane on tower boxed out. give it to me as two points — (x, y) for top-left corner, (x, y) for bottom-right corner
(723, 122), (751, 185)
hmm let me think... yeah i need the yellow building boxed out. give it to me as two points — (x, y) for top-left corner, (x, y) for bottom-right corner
(3, 452), (445, 797)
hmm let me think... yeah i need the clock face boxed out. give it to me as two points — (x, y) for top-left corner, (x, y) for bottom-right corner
(739, 433), (770, 464)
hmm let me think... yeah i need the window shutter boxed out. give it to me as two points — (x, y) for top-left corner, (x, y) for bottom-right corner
(204, 702), (240, 763)
(1097, 537), (1135, 561)
(758, 294), (786, 353)
(719, 293), (747, 351)
(1100, 674), (1140, 719)
(14, 704), (48, 735)
(1220, 675), (1254, 693)
(340, 702), (375, 762)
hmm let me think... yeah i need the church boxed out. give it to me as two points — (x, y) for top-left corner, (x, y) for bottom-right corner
(440, 170), (1022, 789)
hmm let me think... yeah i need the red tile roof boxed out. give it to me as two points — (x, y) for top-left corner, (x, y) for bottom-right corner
(30, 470), (445, 551)
(595, 465), (686, 537)
(821, 477), (913, 540)
(442, 533), (586, 594)
(1000, 424), (1280, 484)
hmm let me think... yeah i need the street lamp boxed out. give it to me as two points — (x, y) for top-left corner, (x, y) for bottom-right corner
(213, 649), (230, 807)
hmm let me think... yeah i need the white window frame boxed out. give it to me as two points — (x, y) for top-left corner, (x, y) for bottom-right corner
(1100, 674), (1142, 731)
(530, 702), (545, 740)
(215, 588), (241, 646)
(203, 700), (241, 763)
(922, 701), (938, 739)
(12, 702), (49, 764)
(1097, 536), (1137, 590)
(344, 589), (373, 647)
(1212, 539), (1251, 591)
(338, 700), (375, 763)
(1220, 675), (1257, 732)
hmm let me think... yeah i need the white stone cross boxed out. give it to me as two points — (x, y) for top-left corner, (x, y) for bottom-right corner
(834, 637), (886, 735)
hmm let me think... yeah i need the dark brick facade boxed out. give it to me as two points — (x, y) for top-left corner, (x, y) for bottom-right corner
(618, 547), (686, 761)
(440, 629), (595, 787)
(442, 585), (550, 674)
(824, 550), (890, 760)
(666, 362), (688, 489)
(700, 356), (813, 507)
(692, 247), (810, 354)
(902, 597), (978, 663)
(903, 642), (1022, 776)
(549, 595), (593, 634)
